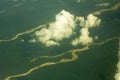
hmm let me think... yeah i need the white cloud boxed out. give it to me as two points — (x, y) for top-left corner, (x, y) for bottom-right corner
(76, 14), (101, 28)
(85, 14), (101, 28)
(94, 36), (98, 40)
(75, 0), (81, 3)
(96, 3), (111, 7)
(114, 39), (120, 80)
(72, 14), (101, 46)
(21, 39), (25, 42)
(29, 39), (36, 43)
(72, 28), (93, 46)
(46, 41), (60, 46)
(76, 17), (85, 27)
(30, 10), (101, 47)
(32, 10), (76, 46)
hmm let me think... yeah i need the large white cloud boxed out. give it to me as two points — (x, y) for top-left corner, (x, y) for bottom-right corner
(32, 10), (76, 46)
(30, 10), (101, 47)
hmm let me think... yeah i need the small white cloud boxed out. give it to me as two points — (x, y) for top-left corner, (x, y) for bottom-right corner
(72, 28), (93, 46)
(72, 14), (101, 46)
(85, 14), (101, 28)
(76, 17), (85, 27)
(29, 39), (36, 43)
(75, 0), (81, 3)
(76, 14), (101, 28)
(46, 41), (60, 47)
(96, 3), (111, 7)
(21, 39), (25, 42)
(94, 36), (98, 40)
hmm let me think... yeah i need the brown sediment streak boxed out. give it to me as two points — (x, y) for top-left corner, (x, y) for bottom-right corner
(0, 1), (25, 15)
(30, 45), (89, 62)
(91, 37), (119, 46)
(93, 2), (120, 15)
(0, 25), (45, 43)
(0, 9), (7, 14)
(30, 51), (67, 62)
(4, 37), (119, 80)
(4, 46), (89, 80)
(13, 2), (24, 7)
